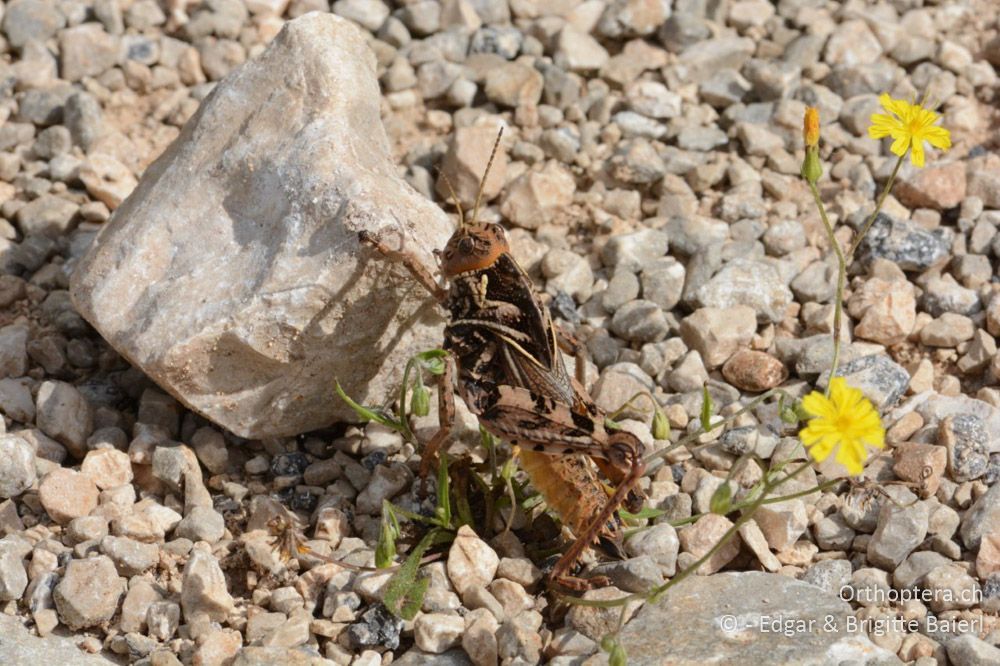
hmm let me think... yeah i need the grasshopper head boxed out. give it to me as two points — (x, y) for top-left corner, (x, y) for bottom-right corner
(440, 222), (509, 276)
(438, 126), (508, 277)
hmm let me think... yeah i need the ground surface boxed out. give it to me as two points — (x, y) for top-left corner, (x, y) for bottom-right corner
(1, 0), (1000, 665)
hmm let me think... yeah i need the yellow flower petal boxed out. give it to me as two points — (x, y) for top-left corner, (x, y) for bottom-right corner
(798, 379), (885, 476)
(889, 134), (910, 158)
(868, 115), (896, 139)
(835, 439), (865, 476)
(922, 125), (952, 149)
(867, 93), (951, 169)
(802, 392), (836, 421)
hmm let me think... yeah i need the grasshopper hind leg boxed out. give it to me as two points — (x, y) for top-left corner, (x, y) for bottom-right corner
(547, 442), (645, 591)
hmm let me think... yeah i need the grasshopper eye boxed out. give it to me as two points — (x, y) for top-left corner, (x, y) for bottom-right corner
(458, 237), (474, 254)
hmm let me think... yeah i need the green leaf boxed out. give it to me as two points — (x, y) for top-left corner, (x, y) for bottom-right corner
(700, 385), (713, 432)
(335, 381), (403, 432)
(416, 349), (448, 375)
(435, 453), (452, 528)
(619, 506), (667, 522)
(382, 529), (446, 620)
(709, 482), (732, 515)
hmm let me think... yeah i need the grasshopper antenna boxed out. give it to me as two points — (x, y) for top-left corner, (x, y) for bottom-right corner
(470, 126), (504, 226)
(436, 168), (465, 230)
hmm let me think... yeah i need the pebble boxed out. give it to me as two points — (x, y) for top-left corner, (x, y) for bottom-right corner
(555, 25), (609, 71)
(867, 486), (928, 570)
(678, 514), (740, 574)
(610, 300), (669, 343)
(679, 305), (756, 369)
(354, 463), (411, 515)
(80, 448), (133, 489)
(825, 354), (910, 411)
(446, 525), (499, 598)
(414, 613), (464, 653)
(754, 499), (808, 552)
(436, 124), (507, 208)
(959, 481), (1000, 550)
(919, 313), (975, 347)
(35, 380), (93, 459)
(947, 634), (1000, 666)
(692, 259), (792, 324)
(848, 277), (916, 345)
(174, 506), (226, 544)
(53, 555), (123, 629)
(101, 535), (159, 576)
(0, 435), (36, 498)
(147, 601), (181, 641)
(39, 468), (98, 524)
(0, 536), (29, 601)
(500, 162), (576, 229)
(624, 523), (679, 577)
(939, 414), (989, 482)
(857, 213), (952, 271)
(722, 349), (788, 392)
(181, 547), (234, 622)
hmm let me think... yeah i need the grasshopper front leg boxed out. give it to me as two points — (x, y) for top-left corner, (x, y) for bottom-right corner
(358, 230), (448, 303)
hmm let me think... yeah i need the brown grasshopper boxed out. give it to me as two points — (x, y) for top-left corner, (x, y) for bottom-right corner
(359, 129), (645, 589)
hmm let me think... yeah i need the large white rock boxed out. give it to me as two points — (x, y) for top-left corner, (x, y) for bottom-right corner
(70, 14), (450, 438)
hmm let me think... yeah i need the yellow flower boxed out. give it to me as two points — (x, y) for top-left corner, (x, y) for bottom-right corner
(803, 107), (820, 147)
(799, 377), (885, 475)
(868, 94), (951, 168)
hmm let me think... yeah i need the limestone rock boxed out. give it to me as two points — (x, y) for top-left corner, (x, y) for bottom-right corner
(618, 572), (899, 665)
(70, 14), (450, 439)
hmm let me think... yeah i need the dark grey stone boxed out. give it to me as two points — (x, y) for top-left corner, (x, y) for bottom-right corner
(856, 213), (953, 271)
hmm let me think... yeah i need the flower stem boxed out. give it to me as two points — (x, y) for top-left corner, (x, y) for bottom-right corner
(807, 182), (846, 392)
(847, 153), (906, 259)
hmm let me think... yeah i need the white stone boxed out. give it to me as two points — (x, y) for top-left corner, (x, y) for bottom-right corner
(70, 14), (450, 439)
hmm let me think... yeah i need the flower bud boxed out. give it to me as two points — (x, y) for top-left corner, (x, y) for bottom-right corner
(801, 148), (823, 184)
(652, 406), (670, 440)
(710, 482), (733, 515)
(411, 383), (430, 417)
(803, 107), (820, 147)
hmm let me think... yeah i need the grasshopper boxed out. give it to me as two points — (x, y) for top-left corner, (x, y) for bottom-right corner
(359, 129), (645, 589)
